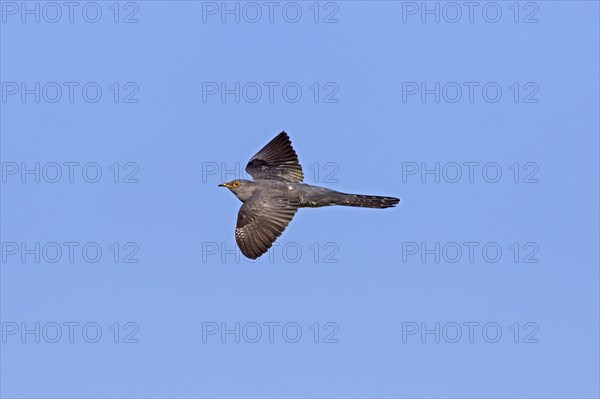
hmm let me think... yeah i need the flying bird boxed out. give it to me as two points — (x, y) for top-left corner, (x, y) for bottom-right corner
(219, 131), (400, 259)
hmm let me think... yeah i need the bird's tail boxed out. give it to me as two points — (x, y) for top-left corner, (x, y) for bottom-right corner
(333, 193), (400, 209)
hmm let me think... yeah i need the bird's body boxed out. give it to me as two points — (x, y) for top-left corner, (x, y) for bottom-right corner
(219, 131), (400, 259)
(226, 179), (399, 209)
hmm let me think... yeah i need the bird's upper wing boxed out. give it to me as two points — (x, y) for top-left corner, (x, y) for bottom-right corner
(235, 194), (299, 259)
(245, 131), (304, 183)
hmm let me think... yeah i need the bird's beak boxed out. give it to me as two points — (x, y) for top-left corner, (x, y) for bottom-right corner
(218, 183), (227, 188)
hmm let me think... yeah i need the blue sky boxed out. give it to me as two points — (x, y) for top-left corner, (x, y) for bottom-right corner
(1, 1), (599, 398)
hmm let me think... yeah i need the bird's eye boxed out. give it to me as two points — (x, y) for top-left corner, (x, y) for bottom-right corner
(232, 181), (240, 188)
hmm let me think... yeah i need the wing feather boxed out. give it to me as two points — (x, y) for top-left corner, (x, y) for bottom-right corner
(235, 195), (299, 259)
(245, 131), (304, 183)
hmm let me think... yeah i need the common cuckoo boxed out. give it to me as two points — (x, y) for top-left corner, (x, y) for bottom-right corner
(219, 131), (400, 259)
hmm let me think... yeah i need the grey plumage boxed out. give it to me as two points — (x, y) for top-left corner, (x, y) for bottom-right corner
(219, 131), (400, 259)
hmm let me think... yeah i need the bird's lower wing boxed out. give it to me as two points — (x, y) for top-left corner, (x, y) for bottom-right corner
(235, 196), (299, 259)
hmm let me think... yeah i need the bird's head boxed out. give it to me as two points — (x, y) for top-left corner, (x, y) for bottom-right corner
(218, 179), (255, 202)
